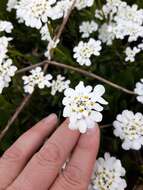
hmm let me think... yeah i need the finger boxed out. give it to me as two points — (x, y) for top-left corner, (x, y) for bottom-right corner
(51, 126), (100, 190)
(0, 114), (57, 189)
(8, 120), (80, 190)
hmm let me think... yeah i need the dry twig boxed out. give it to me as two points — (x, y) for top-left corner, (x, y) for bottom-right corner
(17, 60), (136, 95)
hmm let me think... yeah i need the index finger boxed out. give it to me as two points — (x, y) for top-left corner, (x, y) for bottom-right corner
(0, 114), (57, 189)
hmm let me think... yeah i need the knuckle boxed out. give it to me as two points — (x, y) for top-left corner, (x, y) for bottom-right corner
(61, 164), (87, 190)
(1, 146), (24, 163)
(35, 142), (62, 167)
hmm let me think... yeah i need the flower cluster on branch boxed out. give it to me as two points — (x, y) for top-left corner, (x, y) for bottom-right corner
(0, 0), (143, 189)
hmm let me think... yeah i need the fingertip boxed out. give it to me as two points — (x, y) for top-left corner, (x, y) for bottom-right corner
(42, 113), (58, 125)
(78, 125), (100, 151)
(86, 124), (100, 135)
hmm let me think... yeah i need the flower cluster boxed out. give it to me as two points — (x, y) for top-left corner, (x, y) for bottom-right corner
(75, 0), (94, 10)
(98, 23), (116, 46)
(40, 24), (51, 41)
(96, 0), (143, 42)
(15, 0), (56, 29)
(7, 0), (18, 11)
(125, 47), (140, 62)
(51, 75), (70, 95)
(134, 79), (143, 104)
(0, 59), (17, 94)
(62, 81), (108, 133)
(9, 0), (91, 30)
(95, 0), (143, 62)
(90, 153), (127, 190)
(73, 38), (102, 66)
(0, 21), (13, 33)
(79, 21), (98, 38)
(0, 36), (12, 63)
(22, 67), (52, 94)
(0, 20), (17, 94)
(113, 110), (143, 150)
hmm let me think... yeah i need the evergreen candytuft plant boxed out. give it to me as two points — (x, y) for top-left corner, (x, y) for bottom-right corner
(0, 0), (143, 189)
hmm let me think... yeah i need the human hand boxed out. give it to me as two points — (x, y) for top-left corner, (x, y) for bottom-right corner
(0, 114), (100, 190)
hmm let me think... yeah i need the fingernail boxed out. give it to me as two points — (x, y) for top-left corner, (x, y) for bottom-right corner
(44, 114), (58, 124)
(86, 125), (99, 135)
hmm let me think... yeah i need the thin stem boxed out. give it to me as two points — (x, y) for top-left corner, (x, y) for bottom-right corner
(100, 123), (112, 129)
(17, 60), (136, 95)
(0, 95), (32, 141)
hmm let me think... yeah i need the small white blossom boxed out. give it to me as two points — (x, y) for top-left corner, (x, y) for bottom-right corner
(48, 0), (73, 20)
(0, 59), (17, 93)
(40, 24), (51, 41)
(51, 75), (70, 95)
(62, 81), (108, 133)
(44, 38), (60, 60)
(114, 4), (143, 42)
(113, 110), (143, 150)
(75, 0), (94, 10)
(98, 23), (116, 45)
(15, 0), (56, 29)
(96, 0), (143, 43)
(7, 0), (18, 11)
(92, 153), (127, 190)
(22, 67), (52, 94)
(15, 0), (74, 29)
(0, 21), (13, 33)
(79, 21), (98, 38)
(134, 79), (143, 104)
(138, 41), (143, 50)
(73, 38), (102, 66)
(0, 36), (12, 64)
(125, 47), (140, 62)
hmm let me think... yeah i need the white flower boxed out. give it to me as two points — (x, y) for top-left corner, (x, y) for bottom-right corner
(44, 38), (60, 60)
(7, 0), (18, 11)
(0, 36), (12, 64)
(98, 23), (116, 45)
(113, 110), (143, 150)
(0, 21), (13, 33)
(92, 153), (127, 190)
(138, 41), (143, 50)
(73, 38), (102, 66)
(51, 75), (70, 95)
(125, 47), (140, 62)
(0, 59), (17, 93)
(62, 81), (108, 133)
(96, 1), (143, 43)
(16, 0), (56, 29)
(79, 21), (98, 38)
(134, 79), (143, 104)
(40, 24), (51, 41)
(75, 0), (94, 10)
(15, 0), (74, 29)
(48, 0), (73, 20)
(22, 67), (52, 94)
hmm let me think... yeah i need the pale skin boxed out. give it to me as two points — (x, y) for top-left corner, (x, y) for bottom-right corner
(0, 114), (100, 190)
